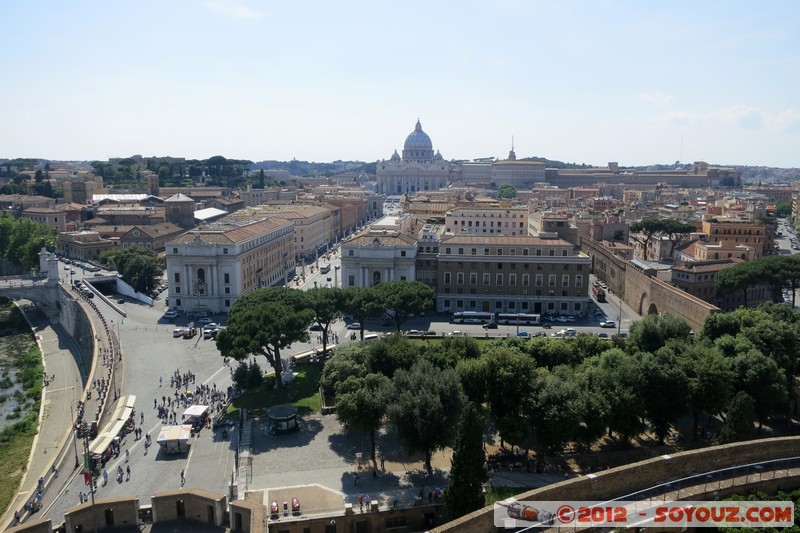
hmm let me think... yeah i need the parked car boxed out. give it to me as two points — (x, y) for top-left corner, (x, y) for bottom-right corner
(309, 322), (323, 331)
(163, 310), (178, 319)
(199, 317), (213, 325)
(597, 332), (609, 338)
(345, 322), (361, 330)
(482, 321), (498, 329)
(599, 320), (616, 328)
(564, 328), (577, 336)
(291, 497), (300, 515)
(516, 330), (529, 337)
(173, 328), (187, 338)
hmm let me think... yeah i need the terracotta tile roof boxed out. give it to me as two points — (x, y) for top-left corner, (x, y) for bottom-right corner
(168, 218), (293, 245)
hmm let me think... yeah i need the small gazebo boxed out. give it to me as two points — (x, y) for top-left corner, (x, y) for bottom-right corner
(267, 404), (298, 434)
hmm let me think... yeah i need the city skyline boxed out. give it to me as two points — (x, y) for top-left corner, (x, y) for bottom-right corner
(1, 1), (799, 168)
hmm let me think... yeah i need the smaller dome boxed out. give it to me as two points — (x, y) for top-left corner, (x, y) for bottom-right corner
(434, 150), (443, 160)
(391, 150), (400, 161)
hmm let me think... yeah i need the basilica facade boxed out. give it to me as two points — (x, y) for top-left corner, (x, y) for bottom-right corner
(376, 120), (451, 195)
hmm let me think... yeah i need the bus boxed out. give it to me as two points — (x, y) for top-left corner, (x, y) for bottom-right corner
(496, 313), (541, 326)
(592, 285), (606, 302)
(451, 311), (495, 324)
(320, 264), (331, 274)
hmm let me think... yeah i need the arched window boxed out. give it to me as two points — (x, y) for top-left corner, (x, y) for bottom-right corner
(372, 271), (381, 286)
(197, 268), (206, 295)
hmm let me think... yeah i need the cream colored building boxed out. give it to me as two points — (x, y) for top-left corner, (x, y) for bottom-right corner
(340, 228), (418, 288)
(20, 207), (67, 232)
(165, 218), (295, 313)
(444, 205), (528, 236)
(227, 205), (336, 262)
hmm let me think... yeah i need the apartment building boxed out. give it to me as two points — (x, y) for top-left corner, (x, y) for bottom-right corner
(165, 217), (294, 313)
(701, 217), (770, 258)
(435, 234), (591, 316)
(444, 205), (528, 236)
(20, 207), (67, 232)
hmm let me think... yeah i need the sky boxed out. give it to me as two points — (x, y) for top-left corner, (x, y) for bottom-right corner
(1, 1), (799, 168)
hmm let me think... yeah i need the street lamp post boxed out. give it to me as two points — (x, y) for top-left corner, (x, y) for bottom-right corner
(70, 401), (80, 468)
(618, 294), (623, 336)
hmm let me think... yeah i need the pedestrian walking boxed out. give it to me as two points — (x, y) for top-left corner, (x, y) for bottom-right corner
(125, 449), (129, 462)
(358, 493), (364, 511)
(102, 469), (108, 486)
(126, 465), (130, 481)
(392, 494), (398, 508)
(140, 412), (144, 424)
(180, 469), (185, 486)
(353, 471), (359, 485)
(380, 454), (385, 471)
(159, 376), (163, 387)
(79, 492), (84, 504)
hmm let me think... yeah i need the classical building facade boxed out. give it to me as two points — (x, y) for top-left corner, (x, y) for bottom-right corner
(164, 218), (294, 313)
(376, 120), (450, 195)
(340, 229), (418, 288)
(435, 234), (591, 315)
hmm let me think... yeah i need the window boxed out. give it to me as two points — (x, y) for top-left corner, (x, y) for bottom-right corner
(562, 274), (570, 287)
(496, 273), (503, 286)
(536, 249), (542, 256)
(483, 273), (491, 285)
(349, 250), (354, 256)
(172, 248), (178, 254)
(225, 300), (230, 307)
(470, 273), (477, 285)
(224, 287), (230, 294)
(471, 248), (476, 255)
(224, 273), (230, 284)
(522, 274), (530, 286)
(175, 287), (180, 294)
(523, 248), (529, 256)
(458, 248), (464, 255)
(174, 273), (180, 283)
(444, 272), (451, 284)
(535, 274), (543, 287)
(446, 248), (451, 254)
(497, 248), (503, 255)
(562, 249), (568, 256)
(484, 248), (490, 255)
(400, 250), (406, 257)
(223, 248), (229, 255)
(348, 275), (354, 286)
(176, 299), (181, 306)
(510, 248), (516, 256)
(457, 272), (464, 285)
(576, 275), (583, 287)
(548, 274), (556, 287)
(549, 249), (555, 256)
(509, 274), (516, 286)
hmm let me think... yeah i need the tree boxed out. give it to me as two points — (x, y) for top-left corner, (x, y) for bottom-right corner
(497, 184), (517, 199)
(483, 347), (537, 448)
(680, 345), (735, 440)
(532, 367), (582, 452)
(4, 217), (58, 272)
(389, 360), (464, 475)
(342, 287), (385, 340)
(373, 281), (434, 333)
(662, 219), (696, 258)
(445, 402), (488, 518)
(718, 391), (756, 443)
(366, 334), (418, 378)
(216, 288), (314, 388)
(629, 219), (663, 261)
(100, 247), (161, 293)
(733, 349), (787, 426)
(628, 313), (691, 354)
(320, 342), (369, 395)
(335, 373), (391, 470)
(637, 351), (689, 444)
(612, 229), (625, 242)
(305, 287), (344, 356)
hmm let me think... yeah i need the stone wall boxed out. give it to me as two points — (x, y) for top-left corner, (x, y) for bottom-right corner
(151, 488), (226, 526)
(63, 496), (140, 532)
(580, 237), (718, 333)
(430, 437), (800, 533)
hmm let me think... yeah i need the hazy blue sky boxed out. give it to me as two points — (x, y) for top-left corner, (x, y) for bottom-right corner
(2, 1), (799, 167)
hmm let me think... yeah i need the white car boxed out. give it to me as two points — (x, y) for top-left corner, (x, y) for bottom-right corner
(345, 322), (361, 330)
(163, 310), (178, 319)
(173, 328), (187, 338)
(599, 320), (616, 328)
(204, 322), (219, 330)
(199, 317), (213, 324)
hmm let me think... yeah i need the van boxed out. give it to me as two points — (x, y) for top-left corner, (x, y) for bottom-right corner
(362, 334), (379, 343)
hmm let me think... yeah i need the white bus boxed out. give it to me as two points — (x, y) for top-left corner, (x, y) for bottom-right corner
(320, 264), (331, 274)
(451, 311), (495, 324)
(496, 313), (541, 326)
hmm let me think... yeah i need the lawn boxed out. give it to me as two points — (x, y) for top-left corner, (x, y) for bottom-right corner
(227, 364), (322, 417)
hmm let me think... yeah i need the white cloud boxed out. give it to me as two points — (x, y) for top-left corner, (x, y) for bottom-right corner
(639, 91), (674, 106)
(204, 0), (263, 20)
(655, 105), (765, 130)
